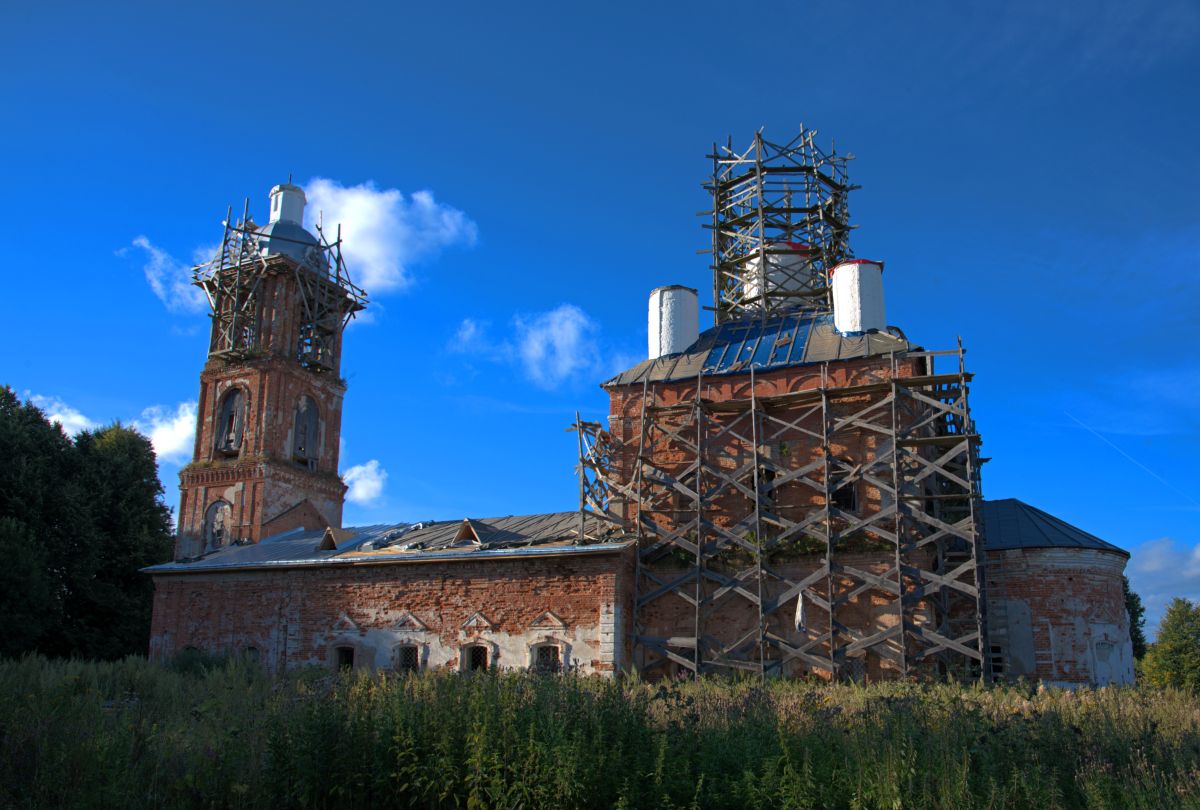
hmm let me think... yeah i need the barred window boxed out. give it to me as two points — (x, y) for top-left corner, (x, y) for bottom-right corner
(533, 644), (561, 674)
(463, 644), (489, 672)
(396, 644), (420, 673)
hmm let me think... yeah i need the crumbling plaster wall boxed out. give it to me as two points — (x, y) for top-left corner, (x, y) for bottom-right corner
(149, 549), (632, 677)
(985, 547), (1134, 686)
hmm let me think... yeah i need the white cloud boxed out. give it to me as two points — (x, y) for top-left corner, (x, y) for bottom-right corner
(445, 305), (639, 390)
(447, 317), (502, 358)
(344, 460), (387, 505)
(513, 304), (599, 390)
(129, 236), (208, 314)
(29, 394), (96, 435)
(303, 178), (477, 294)
(452, 318), (484, 350)
(132, 401), (197, 464)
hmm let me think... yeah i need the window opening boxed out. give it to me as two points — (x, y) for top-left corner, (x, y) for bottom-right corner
(204, 501), (232, 551)
(292, 395), (319, 467)
(215, 389), (246, 455)
(831, 482), (857, 513)
(335, 646), (354, 671)
(396, 645), (420, 673)
(533, 644), (561, 674)
(758, 466), (777, 505)
(989, 644), (1006, 677)
(464, 644), (489, 672)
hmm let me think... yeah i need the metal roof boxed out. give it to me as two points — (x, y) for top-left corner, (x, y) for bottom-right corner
(144, 512), (628, 574)
(980, 499), (1128, 557)
(604, 312), (912, 387)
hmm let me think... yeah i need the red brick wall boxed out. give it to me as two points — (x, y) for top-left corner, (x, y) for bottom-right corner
(985, 548), (1134, 685)
(149, 548), (633, 676)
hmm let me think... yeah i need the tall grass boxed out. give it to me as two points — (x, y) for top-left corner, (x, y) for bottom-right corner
(1, 655), (1198, 808)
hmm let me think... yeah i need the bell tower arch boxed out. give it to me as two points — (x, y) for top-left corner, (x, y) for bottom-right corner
(175, 183), (367, 559)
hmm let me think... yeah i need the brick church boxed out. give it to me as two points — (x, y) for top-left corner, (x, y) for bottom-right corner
(147, 134), (1135, 686)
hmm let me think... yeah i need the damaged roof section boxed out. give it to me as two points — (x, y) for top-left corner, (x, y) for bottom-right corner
(605, 312), (914, 387)
(145, 511), (629, 574)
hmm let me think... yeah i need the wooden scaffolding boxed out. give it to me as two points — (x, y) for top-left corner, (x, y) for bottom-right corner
(577, 348), (988, 681)
(706, 125), (856, 323)
(192, 199), (367, 368)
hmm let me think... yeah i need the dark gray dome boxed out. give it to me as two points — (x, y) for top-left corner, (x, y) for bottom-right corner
(256, 220), (324, 266)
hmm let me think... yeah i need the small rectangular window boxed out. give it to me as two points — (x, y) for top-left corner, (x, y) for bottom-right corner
(989, 644), (1006, 676)
(465, 645), (488, 672)
(534, 645), (561, 674)
(831, 483), (857, 513)
(397, 645), (420, 673)
(335, 646), (354, 671)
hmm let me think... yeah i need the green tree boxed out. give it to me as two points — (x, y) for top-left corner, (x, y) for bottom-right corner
(1124, 575), (1148, 659)
(65, 425), (174, 658)
(0, 386), (173, 659)
(1141, 597), (1200, 690)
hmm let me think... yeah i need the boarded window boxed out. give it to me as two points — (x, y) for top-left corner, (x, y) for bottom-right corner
(215, 389), (246, 455)
(396, 645), (420, 673)
(335, 646), (355, 671)
(292, 396), (319, 465)
(533, 644), (561, 674)
(464, 645), (489, 672)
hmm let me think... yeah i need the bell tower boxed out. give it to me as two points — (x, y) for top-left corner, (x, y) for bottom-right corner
(175, 183), (368, 559)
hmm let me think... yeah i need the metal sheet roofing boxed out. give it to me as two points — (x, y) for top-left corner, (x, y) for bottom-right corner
(144, 512), (628, 574)
(980, 499), (1128, 557)
(604, 313), (912, 387)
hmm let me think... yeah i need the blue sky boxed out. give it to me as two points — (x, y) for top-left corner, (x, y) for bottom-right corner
(2, 1), (1196, 634)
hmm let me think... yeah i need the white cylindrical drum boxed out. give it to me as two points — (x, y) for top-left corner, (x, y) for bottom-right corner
(742, 242), (816, 307)
(830, 260), (886, 335)
(648, 285), (699, 359)
(269, 183), (307, 224)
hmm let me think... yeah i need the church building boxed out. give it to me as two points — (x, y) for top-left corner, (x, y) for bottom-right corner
(146, 131), (1135, 686)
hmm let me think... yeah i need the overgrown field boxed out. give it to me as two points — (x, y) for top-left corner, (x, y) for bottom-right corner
(2, 656), (1199, 809)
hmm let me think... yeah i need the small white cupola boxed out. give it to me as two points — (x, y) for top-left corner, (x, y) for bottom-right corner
(269, 182), (307, 225)
(258, 182), (324, 265)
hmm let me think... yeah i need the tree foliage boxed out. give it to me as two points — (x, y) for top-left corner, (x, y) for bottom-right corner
(1124, 575), (1148, 659)
(1142, 597), (1200, 691)
(0, 386), (173, 659)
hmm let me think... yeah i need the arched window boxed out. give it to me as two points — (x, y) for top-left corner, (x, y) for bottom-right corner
(214, 388), (246, 455)
(292, 395), (319, 466)
(204, 501), (232, 551)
